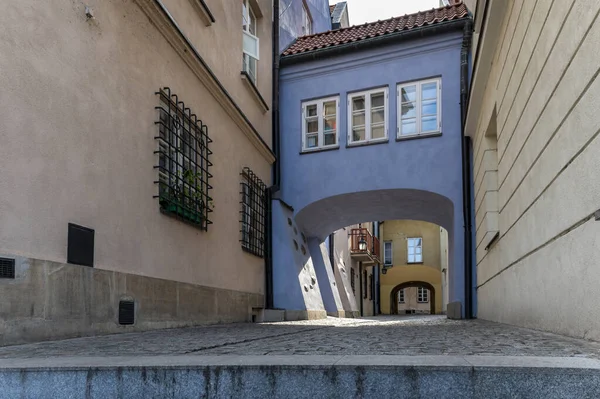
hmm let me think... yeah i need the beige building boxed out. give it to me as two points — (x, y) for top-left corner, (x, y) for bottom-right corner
(0, 0), (274, 345)
(466, 0), (600, 341)
(379, 220), (448, 315)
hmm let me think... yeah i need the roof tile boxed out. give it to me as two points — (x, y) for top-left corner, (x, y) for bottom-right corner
(283, 2), (469, 57)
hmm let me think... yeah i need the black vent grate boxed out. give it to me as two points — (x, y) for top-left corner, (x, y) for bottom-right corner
(0, 258), (15, 279)
(118, 300), (135, 325)
(67, 223), (95, 267)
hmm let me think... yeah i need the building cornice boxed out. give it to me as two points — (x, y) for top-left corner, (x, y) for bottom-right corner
(135, 0), (276, 164)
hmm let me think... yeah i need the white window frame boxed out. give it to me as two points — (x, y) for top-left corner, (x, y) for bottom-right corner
(347, 87), (389, 145)
(301, 2), (312, 36)
(417, 287), (429, 303)
(242, 0), (259, 82)
(301, 96), (340, 152)
(383, 241), (393, 266)
(407, 237), (423, 263)
(397, 78), (441, 138)
(398, 288), (405, 303)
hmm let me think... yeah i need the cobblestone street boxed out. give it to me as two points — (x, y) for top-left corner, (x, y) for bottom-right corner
(1, 315), (599, 359)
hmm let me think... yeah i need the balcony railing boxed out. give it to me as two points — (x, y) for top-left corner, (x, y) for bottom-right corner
(349, 228), (381, 264)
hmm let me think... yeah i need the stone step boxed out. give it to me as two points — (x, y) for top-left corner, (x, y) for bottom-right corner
(1, 355), (599, 398)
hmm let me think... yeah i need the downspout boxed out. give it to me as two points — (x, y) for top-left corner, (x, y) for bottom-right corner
(460, 19), (474, 319)
(264, 0), (281, 310)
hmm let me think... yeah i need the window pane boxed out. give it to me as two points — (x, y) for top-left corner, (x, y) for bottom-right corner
(306, 134), (318, 148)
(401, 120), (416, 135)
(352, 127), (365, 142)
(422, 116), (437, 132)
(324, 116), (336, 132)
(408, 247), (414, 255)
(352, 96), (365, 111)
(306, 118), (318, 133)
(400, 85), (416, 102)
(422, 82), (437, 100)
(408, 254), (415, 263)
(401, 102), (416, 118)
(242, 31), (259, 59)
(352, 112), (365, 127)
(422, 100), (437, 116)
(416, 254), (423, 262)
(324, 101), (336, 116)
(371, 124), (385, 139)
(371, 92), (384, 108)
(416, 247), (422, 254)
(324, 132), (336, 146)
(306, 104), (317, 117)
(371, 109), (385, 124)
(416, 238), (422, 246)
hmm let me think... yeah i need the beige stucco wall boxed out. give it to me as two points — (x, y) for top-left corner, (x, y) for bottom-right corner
(380, 265), (442, 315)
(381, 220), (442, 269)
(469, 0), (600, 341)
(397, 287), (431, 314)
(0, 0), (272, 300)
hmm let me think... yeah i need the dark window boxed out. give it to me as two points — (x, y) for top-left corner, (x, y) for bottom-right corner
(363, 270), (367, 299)
(118, 300), (135, 325)
(240, 167), (267, 257)
(350, 268), (355, 294)
(368, 274), (373, 300)
(154, 87), (213, 231)
(0, 258), (15, 279)
(67, 223), (94, 267)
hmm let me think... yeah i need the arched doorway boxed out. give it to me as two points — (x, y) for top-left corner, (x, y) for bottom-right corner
(390, 281), (436, 315)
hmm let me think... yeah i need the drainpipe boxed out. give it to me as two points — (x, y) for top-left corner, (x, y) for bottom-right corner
(264, 0), (281, 310)
(460, 19), (474, 319)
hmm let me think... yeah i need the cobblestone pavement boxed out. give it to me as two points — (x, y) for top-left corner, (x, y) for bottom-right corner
(1, 315), (599, 359)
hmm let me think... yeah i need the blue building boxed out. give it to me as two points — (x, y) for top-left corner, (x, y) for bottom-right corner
(271, 3), (475, 319)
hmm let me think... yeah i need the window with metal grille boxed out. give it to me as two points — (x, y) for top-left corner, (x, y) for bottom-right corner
(350, 267), (355, 294)
(154, 87), (213, 230)
(0, 258), (15, 279)
(363, 270), (367, 299)
(240, 167), (266, 257)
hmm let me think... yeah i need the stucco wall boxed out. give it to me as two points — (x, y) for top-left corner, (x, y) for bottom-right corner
(381, 220), (442, 269)
(469, 0), (600, 341)
(278, 33), (467, 314)
(0, 0), (272, 306)
(397, 287), (432, 314)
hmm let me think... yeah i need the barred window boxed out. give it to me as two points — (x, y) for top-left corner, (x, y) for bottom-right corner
(154, 87), (213, 230)
(240, 167), (266, 257)
(350, 268), (355, 294)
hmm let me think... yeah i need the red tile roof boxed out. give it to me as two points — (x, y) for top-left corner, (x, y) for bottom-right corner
(283, 2), (469, 57)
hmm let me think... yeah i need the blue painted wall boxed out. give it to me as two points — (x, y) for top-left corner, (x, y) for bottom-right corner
(279, 0), (332, 52)
(276, 32), (469, 315)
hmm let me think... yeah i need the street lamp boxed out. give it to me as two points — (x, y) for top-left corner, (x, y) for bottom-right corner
(358, 236), (367, 251)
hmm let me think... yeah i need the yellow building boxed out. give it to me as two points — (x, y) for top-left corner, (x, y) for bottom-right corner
(379, 220), (449, 315)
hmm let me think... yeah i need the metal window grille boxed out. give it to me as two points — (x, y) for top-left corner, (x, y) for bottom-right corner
(240, 167), (267, 257)
(154, 88), (213, 230)
(0, 258), (15, 279)
(363, 270), (367, 299)
(350, 268), (355, 294)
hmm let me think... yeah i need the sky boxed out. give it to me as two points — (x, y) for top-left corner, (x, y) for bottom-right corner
(332, 0), (441, 25)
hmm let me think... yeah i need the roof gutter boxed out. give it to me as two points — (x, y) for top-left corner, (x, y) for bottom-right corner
(281, 18), (469, 66)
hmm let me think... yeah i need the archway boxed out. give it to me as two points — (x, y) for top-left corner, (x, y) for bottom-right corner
(390, 281), (436, 315)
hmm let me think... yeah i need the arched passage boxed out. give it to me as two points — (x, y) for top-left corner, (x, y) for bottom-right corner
(391, 281), (436, 315)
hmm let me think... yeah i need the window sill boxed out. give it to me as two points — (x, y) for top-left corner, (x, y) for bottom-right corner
(396, 132), (442, 142)
(300, 145), (340, 155)
(241, 72), (269, 113)
(407, 262), (424, 265)
(188, 0), (216, 26)
(346, 138), (389, 148)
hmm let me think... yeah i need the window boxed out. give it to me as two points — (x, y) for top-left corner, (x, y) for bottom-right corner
(398, 289), (405, 303)
(240, 167), (267, 257)
(155, 87), (213, 231)
(350, 267), (355, 294)
(383, 241), (393, 265)
(348, 87), (388, 144)
(301, 3), (312, 35)
(417, 287), (429, 303)
(363, 270), (367, 299)
(302, 96), (339, 151)
(398, 78), (441, 137)
(368, 275), (373, 300)
(242, 0), (259, 83)
(407, 237), (422, 263)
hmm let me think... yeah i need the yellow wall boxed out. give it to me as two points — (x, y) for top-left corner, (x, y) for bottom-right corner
(380, 265), (442, 314)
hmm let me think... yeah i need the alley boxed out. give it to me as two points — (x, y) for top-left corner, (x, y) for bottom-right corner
(1, 315), (599, 359)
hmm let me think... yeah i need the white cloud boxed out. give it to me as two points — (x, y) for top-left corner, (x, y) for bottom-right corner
(333, 0), (441, 25)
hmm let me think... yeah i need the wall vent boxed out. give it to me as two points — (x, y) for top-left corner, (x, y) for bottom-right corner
(118, 300), (135, 325)
(67, 223), (95, 267)
(0, 258), (15, 279)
